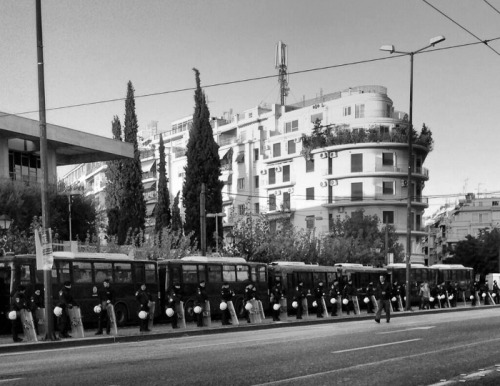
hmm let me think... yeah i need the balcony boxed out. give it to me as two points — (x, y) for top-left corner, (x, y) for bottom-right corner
(323, 194), (428, 207)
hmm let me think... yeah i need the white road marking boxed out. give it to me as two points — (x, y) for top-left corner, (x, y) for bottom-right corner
(0, 379), (23, 383)
(377, 326), (436, 334)
(331, 338), (421, 353)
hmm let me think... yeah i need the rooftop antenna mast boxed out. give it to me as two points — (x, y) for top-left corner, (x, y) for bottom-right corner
(275, 41), (289, 106)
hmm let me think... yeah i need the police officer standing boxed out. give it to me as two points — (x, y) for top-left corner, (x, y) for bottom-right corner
(57, 281), (76, 338)
(314, 281), (326, 318)
(493, 280), (500, 304)
(96, 279), (115, 335)
(135, 282), (151, 332)
(220, 282), (235, 325)
(329, 281), (340, 316)
(244, 283), (256, 323)
(166, 282), (182, 329)
(270, 282), (283, 321)
(342, 279), (357, 315)
(366, 282), (375, 314)
(293, 281), (306, 320)
(29, 286), (44, 335)
(11, 285), (27, 342)
(375, 274), (392, 323)
(195, 280), (208, 327)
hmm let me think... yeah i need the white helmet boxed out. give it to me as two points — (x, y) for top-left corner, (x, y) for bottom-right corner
(273, 303), (280, 311)
(194, 306), (202, 314)
(342, 298), (348, 305)
(8, 310), (17, 320)
(94, 305), (102, 314)
(220, 302), (227, 311)
(244, 302), (253, 311)
(330, 298), (337, 304)
(429, 297), (435, 302)
(470, 295), (474, 300)
(166, 308), (175, 317)
(482, 293), (487, 298)
(363, 297), (370, 304)
(493, 293), (497, 298)
(312, 301), (318, 308)
(391, 297), (396, 302)
(138, 310), (148, 320)
(448, 295), (454, 300)
(53, 306), (63, 317)
(292, 301), (298, 309)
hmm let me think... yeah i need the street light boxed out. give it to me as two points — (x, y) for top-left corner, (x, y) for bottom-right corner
(0, 214), (12, 256)
(0, 215), (12, 232)
(380, 35), (445, 311)
(206, 212), (226, 254)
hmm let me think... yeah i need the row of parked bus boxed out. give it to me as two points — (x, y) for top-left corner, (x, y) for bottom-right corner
(0, 251), (474, 330)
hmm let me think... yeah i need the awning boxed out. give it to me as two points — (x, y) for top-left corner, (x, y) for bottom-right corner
(235, 153), (245, 163)
(143, 180), (157, 191)
(266, 210), (294, 221)
(221, 148), (233, 162)
(146, 203), (156, 216)
(141, 159), (156, 172)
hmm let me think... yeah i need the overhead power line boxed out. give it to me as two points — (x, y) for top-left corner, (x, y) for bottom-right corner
(1, 36), (500, 120)
(483, 0), (500, 16)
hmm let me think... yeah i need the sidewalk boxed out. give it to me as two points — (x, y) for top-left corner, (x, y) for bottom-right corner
(0, 304), (495, 354)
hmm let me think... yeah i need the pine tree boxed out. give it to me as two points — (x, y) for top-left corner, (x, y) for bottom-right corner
(105, 116), (123, 236)
(182, 69), (223, 249)
(155, 135), (171, 236)
(171, 191), (183, 233)
(117, 81), (146, 244)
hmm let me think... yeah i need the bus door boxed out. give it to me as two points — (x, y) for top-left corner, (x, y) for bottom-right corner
(52, 260), (71, 305)
(72, 261), (94, 319)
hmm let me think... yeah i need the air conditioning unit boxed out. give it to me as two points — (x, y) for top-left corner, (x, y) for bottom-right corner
(330, 180), (338, 186)
(330, 151), (338, 158)
(320, 181), (328, 187)
(401, 179), (408, 187)
(294, 138), (301, 143)
(320, 152), (328, 159)
(287, 188), (294, 194)
(260, 170), (267, 175)
(275, 190), (282, 196)
(276, 166), (282, 172)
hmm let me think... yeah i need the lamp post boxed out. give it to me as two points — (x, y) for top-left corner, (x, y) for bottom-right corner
(0, 215), (12, 256)
(66, 190), (82, 241)
(206, 212), (226, 254)
(0, 215), (12, 233)
(380, 35), (445, 311)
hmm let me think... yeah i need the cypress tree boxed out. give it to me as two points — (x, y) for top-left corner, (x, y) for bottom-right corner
(155, 135), (171, 236)
(105, 116), (123, 236)
(171, 191), (183, 233)
(117, 81), (146, 244)
(182, 68), (223, 249)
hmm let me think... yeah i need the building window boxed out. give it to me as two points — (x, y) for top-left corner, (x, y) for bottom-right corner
(306, 215), (315, 229)
(287, 140), (296, 154)
(355, 104), (365, 118)
(235, 152), (245, 163)
(237, 178), (245, 190)
(386, 104), (391, 118)
(283, 192), (291, 210)
(493, 201), (499, 206)
(382, 181), (394, 195)
(269, 194), (276, 211)
(382, 153), (394, 166)
(311, 113), (323, 123)
(306, 158), (314, 173)
(254, 203), (260, 214)
(285, 120), (299, 133)
(273, 143), (281, 158)
(253, 148), (259, 161)
(383, 211), (394, 224)
(269, 168), (276, 184)
(254, 176), (259, 189)
(351, 182), (363, 201)
(283, 165), (290, 182)
(351, 154), (363, 172)
(238, 204), (245, 215)
(416, 214), (421, 230)
(306, 187), (315, 200)
(343, 106), (351, 116)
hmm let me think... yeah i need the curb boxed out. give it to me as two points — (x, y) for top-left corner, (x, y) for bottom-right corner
(0, 305), (495, 354)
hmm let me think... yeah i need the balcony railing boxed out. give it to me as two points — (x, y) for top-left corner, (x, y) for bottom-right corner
(323, 194), (428, 205)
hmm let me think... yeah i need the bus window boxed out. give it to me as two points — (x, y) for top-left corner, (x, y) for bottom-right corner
(171, 266), (181, 285)
(222, 265), (236, 282)
(94, 262), (112, 283)
(145, 263), (156, 284)
(236, 265), (249, 282)
(56, 261), (71, 284)
(115, 263), (132, 283)
(73, 262), (92, 283)
(297, 272), (312, 289)
(208, 265), (222, 283)
(258, 266), (266, 283)
(327, 272), (336, 286)
(20, 264), (32, 286)
(312, 272), (326, 286)
(182, 265), (198, 284)
(198, 265), (206, 283)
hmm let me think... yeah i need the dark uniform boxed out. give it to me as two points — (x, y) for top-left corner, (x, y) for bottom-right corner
(270, 282), (283, 321)
(135, 283), (151, 332)
(96, 279), (115, 335)
(375, 275), (392, 323)
(366, 282), (375, 313)
(493, 281), (500, 304)
(29, 286), (44, 334)
(342, 280), (357, 315)
(314, 281), (325, 318)
(57, 281), (76, 338)
(195, 281), (208, 327)
(293, 281), (306, 320)
(430, 285), (438, 309)
(329, 282), (340, 316)
(11, 285), (27, 342)
(220, 282), (235, 325)
(391, 282), (400, 311)
(446, 282), (457, 307)
(244, 283), (256, 323)
(437, 283), (447, 308)
(166, 283), (183, 329)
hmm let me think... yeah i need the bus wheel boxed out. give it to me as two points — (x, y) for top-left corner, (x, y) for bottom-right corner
(114, 303), (128, 327)
(184, 300), (195, 323)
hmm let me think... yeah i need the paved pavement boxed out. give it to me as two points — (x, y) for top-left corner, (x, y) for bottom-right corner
(0, 304), (495, 354)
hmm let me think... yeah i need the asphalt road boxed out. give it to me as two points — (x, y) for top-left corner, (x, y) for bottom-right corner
(2, 309), (500, 386)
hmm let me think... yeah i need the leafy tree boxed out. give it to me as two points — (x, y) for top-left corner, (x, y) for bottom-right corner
(105, 116), (124, 236)
(171, 191), (183, 233)
(182, 68), (223, 249)
(116, 81), (146, 244)
(155, 135), (171, 237)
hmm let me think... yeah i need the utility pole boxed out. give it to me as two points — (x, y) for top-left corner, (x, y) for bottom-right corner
(36, 0), (55, 340)
(200, 183), (206, 256)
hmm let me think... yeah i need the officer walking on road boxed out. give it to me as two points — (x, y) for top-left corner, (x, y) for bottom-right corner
(96, 279), (115, 335)
(375, 275), (392, 323)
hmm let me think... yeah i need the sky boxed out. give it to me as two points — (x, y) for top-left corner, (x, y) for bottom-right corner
(1, 0), (500, 218)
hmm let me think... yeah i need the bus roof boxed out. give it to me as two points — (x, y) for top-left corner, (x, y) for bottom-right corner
(180, 256), (248, 264)
(270, 261), (308, 266)
(334, 263), (364, 267)
(386, 263), (427, 268)
(53, 251), (133, 260)
(430, 264), (471, 270)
